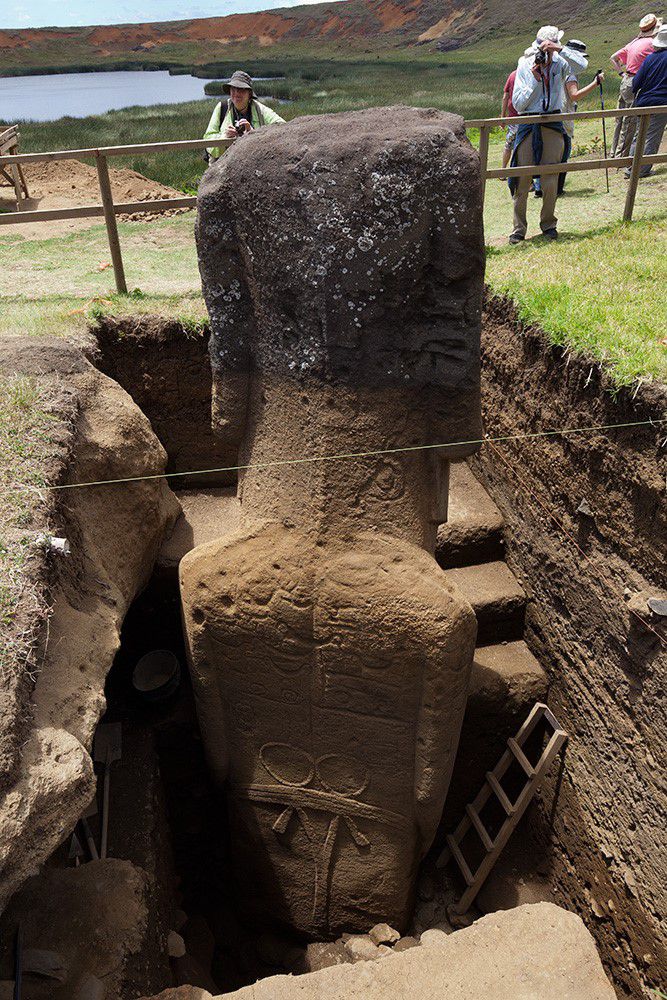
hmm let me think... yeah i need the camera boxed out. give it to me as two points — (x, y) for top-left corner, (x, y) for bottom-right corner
(534, 49), (548, 65)
(234, 122), (246, 137)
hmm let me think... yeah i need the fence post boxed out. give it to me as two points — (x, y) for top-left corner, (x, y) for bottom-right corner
(623, 113), (649, 222)
(95, 151), (127, 294)
(10, 163), (24, 211)
(478, 125), (490, 203)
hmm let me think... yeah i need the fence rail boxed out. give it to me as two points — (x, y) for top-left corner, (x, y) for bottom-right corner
(0, 105), (664, 294)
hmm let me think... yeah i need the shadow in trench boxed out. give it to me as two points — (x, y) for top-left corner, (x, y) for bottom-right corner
(101, 569), (306, 994)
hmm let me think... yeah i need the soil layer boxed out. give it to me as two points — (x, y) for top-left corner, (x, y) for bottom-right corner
(0, 160), (188, 238)
(473, 293), (667, 999)
(94, 316), (235, 487)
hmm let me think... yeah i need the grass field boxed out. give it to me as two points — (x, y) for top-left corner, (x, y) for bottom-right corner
(0, 374), (51, 674)
(2, 27), (665, 386)
(10, 25), (638, 192)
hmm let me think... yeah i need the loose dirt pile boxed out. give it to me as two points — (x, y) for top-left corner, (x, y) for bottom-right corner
(0, 159), (189, 237)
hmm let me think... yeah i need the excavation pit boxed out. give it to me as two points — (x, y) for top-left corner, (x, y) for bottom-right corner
(0, 300), (664, 999)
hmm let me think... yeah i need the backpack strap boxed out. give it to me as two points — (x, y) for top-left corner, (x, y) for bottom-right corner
(253, 100), (265, 127)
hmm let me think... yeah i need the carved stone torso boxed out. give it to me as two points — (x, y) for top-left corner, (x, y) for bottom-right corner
(181, 106), (484, 936)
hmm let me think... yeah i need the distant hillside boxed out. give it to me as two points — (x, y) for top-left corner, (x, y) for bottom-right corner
(0, 0), (646, 74)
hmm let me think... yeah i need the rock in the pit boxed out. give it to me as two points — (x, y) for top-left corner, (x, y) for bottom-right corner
(72, 975), (105, 1000)
(368, 922), (400, 946)
(217, 904), (616, 999)
(22, 948), (67, 981)
(138, 989), (213, 1000)
(419, 924), (453, 948)
(168, 931), (187, 959)
(297, 941), (350, 973)
(393, 936), (420, 953)
(343, 934), (381, 962)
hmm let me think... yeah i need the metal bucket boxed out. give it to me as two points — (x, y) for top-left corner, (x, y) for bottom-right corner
(133, 649), (181, 702)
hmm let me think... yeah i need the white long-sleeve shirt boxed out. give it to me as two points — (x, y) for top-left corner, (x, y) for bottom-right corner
(512, 52), (573, 114)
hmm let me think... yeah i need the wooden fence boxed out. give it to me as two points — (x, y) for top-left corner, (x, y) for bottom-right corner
(0, 105), (664, 294)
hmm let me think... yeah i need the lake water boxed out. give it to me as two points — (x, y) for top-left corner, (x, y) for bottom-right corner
(0, 70), (216, 122)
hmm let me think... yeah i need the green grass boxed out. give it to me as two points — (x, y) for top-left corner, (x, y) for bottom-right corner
(482, 118), (667, 385)
(0, 290), (208, 340)
(1, 214), (199, 296)
(0, 210), (205, 338)
(1, 28), (665, 385)
(11, 23), (637, 193)
(486, 218), (666, 384)
(0, 376), (52, 674)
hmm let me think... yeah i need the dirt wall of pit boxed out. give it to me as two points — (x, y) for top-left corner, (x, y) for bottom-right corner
(0, 338), (180, 916)
(93, 317), (236, 487)
(473, 295), (667, 999)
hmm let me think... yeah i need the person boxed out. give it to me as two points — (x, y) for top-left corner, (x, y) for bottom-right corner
(532, 40), (603, 197)
(610, 14), (662, 158)
(204, 70), (285, 161)
(501, 69), (519, 168)
(562, 41), (604, 142)
(509, 26), (575, 243)
(625, 22), (667, 178)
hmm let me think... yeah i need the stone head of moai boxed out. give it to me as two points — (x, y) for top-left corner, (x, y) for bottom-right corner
(182, 106), (484, 936)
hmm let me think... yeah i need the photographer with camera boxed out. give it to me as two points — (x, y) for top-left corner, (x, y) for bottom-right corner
(204, 70), (285, 162)
(507, 26), (578, 244)
(533, 41), (604, 197)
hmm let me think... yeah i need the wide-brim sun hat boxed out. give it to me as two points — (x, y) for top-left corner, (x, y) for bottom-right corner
(223, 70), (254, 95)
(653, 23), (667, 47)
(536, 25), (565, 43)
(639, 13), (660, 33)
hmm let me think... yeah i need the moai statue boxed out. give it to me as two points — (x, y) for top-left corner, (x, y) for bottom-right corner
(181, 106), (484, 937)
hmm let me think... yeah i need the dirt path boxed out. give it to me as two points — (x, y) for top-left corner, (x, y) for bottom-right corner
(0, 159), (187, 237)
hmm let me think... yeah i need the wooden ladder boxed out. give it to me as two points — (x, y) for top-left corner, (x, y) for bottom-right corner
(437, 701), (567, 916)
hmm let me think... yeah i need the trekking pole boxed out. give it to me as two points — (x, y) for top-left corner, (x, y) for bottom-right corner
(597, 70), (610, 192)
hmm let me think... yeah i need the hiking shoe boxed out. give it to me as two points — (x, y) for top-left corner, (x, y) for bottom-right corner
(508, 233), (525, 245)
(543, 228), (558, 240)
(534, 189), (543, 199)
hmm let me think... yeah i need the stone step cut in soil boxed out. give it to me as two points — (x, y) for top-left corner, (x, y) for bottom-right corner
(158, 489), (241, 573)
(436, 461), (505, 569)
(472, 640), (546, 697)
(443, 561), (526, 643)
(444, 640), (547, 821)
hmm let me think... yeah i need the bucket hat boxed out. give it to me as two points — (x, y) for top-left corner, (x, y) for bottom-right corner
(653, 22), (667, 47)
(565, 39), (588, 56)
(639, 13), (661, 33)
(536, 25), (564, 43)
(223, 70), (254, 95)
